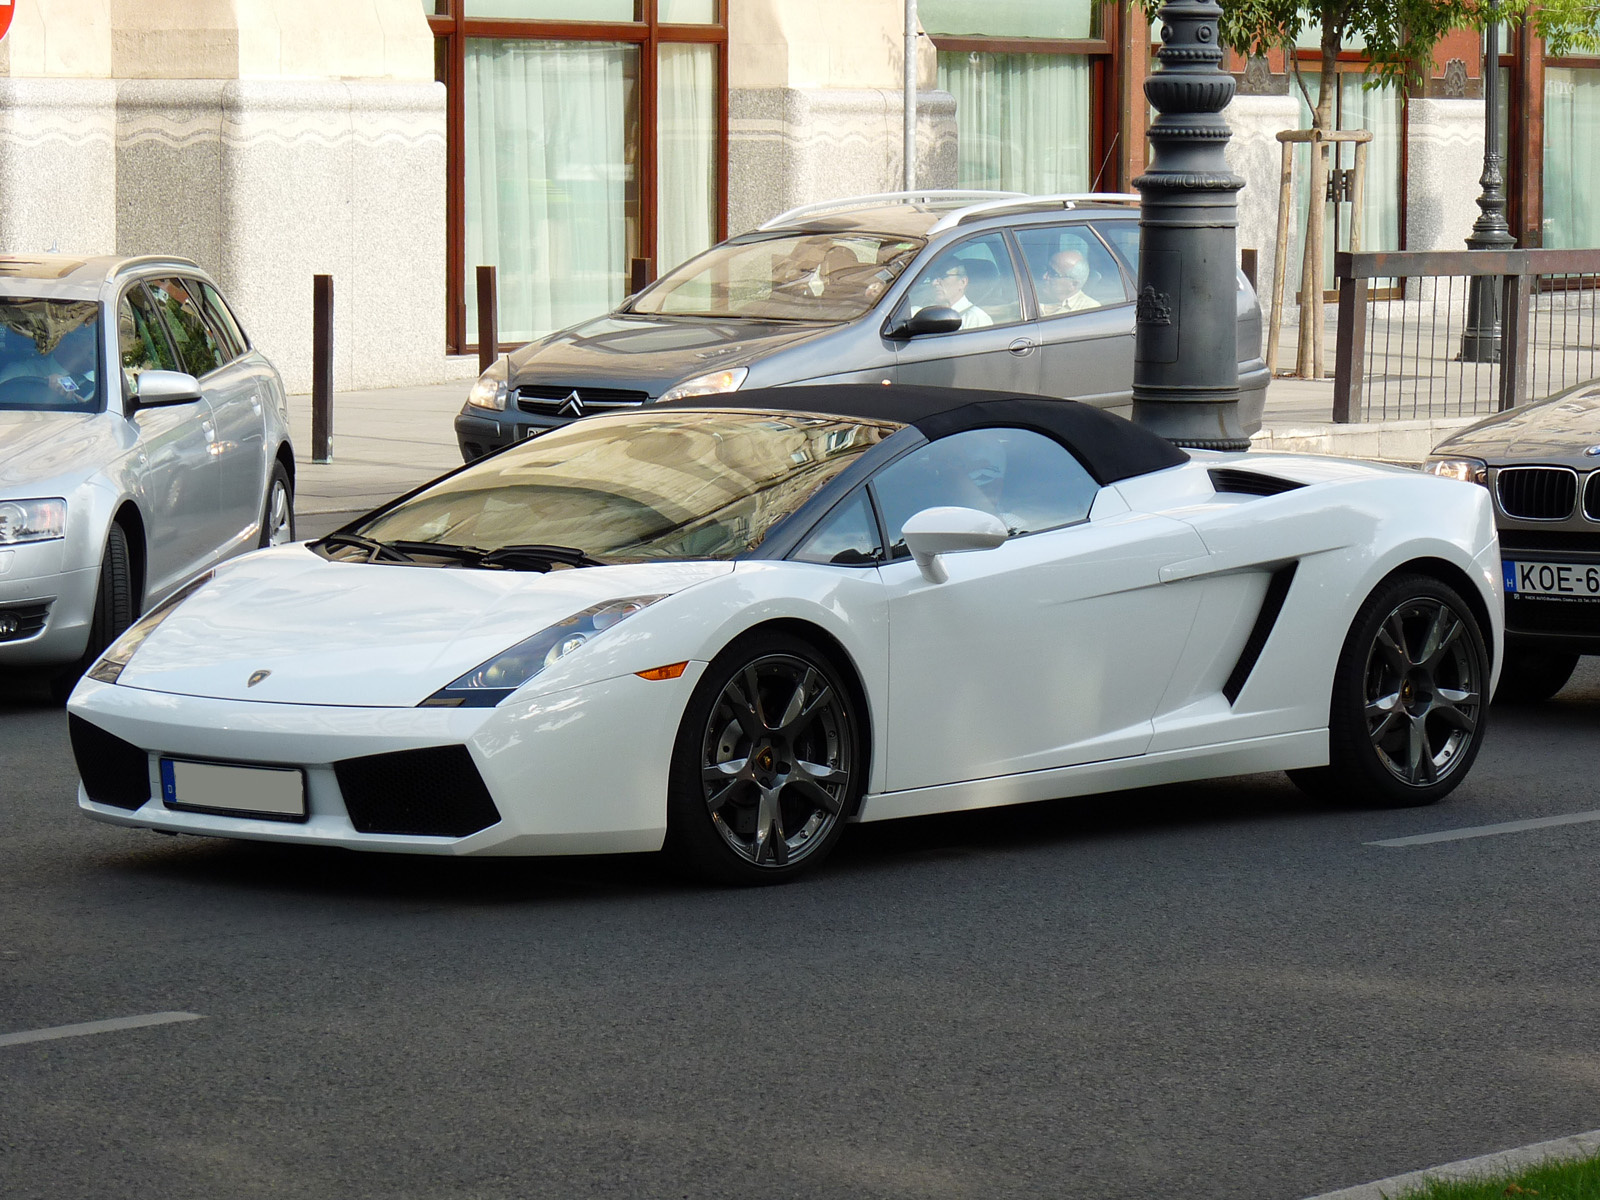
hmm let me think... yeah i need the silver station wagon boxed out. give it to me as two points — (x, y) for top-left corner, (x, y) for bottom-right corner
(454, 191), (1270, 460)
(0, 255), (295, 692)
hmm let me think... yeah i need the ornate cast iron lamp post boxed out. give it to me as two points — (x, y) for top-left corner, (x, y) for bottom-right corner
(1132, 0), (1250, 450)
(1460, 12), (1515, 363)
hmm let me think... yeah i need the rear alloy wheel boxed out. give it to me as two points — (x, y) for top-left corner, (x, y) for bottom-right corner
(1291, 573), (1488, 808)
(1494, 649), (1578, 705)
(666, 633), (862, 885)
(52, 523), (135, 702)
(257, 461), (295, 548)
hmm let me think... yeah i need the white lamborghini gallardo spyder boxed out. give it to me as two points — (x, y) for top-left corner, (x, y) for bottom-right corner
(69, 385), (1503, 884)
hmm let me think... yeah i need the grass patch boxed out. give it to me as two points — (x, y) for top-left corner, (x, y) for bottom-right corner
(1393, 1152), (1600, 1199)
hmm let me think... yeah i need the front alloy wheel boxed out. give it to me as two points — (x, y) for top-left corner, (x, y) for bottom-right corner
(667, 633), (861, 884)
(1292, 573), (1488, 807)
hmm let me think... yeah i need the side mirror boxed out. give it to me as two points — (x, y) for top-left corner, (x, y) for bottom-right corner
(129, 369), (203, 410)
(902, 506), (1009, 584)
(885, 305), (964, 340)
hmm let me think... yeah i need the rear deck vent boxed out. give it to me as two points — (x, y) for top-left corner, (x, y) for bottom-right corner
(334, 744), (501, 837)
(69, 715), (151, 810)
(1208, 468), (1304, 497)
(1497, 466), (1577, 520)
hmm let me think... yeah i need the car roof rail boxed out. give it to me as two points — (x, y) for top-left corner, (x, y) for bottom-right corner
(757, 190), (1028, 230)
(929, 192), (1144, 232)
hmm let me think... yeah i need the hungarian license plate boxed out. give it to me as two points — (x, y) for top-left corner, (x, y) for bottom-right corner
(160, 758), (307, 821)
(1503, 560), (1600, 599)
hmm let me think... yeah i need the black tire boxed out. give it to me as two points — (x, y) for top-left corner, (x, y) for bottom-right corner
(52, 523), (136, 702)
(257, 460), (296, 548)
(664, 631), (865, 886)
(1493, 649), (1578, 705)
(1290, 572), (1488, 809)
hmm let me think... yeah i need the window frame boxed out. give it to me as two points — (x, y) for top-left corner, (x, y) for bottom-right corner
(428, 0), (729, 355)
(118, 281), (183, 402)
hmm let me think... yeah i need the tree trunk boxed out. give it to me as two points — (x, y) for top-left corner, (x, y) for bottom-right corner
(1296, 23), (1340, 379)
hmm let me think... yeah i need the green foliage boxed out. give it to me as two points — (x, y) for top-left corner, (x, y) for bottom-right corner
(1389, 1149), (1600, 1198)
(1134, 0), (1600, 103)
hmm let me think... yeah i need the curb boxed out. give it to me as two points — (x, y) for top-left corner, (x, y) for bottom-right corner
(1302, 1128), (1600, 1200)
(1251, 415), (1482, 464)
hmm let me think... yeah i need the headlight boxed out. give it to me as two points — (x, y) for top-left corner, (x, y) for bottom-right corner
(1424, 457), (1488, 485)
(421, 595), (666, 708)
(85, 571), (214, 685)
(659, 367), (748, 403)
(466, 359), (510, 411)
(0, 498), (67, 544)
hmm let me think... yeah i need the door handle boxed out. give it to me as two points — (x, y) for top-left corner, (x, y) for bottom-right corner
(1008, 338), (1037, 356)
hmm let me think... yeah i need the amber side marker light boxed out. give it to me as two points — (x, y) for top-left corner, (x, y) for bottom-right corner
(636, 662), (689, 681)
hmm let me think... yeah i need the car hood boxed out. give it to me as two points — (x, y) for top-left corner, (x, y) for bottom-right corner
(0, 409), (122, 490)
(1432, 383), (1600, 467)
(114, 546), (733, 707)
(509, 313), (835, 393)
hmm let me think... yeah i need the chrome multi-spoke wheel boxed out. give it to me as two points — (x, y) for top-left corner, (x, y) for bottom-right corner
(1362, 597), (1482, 786)
(259, 462), (296, 548)
(1292, 573), (1488, 808)
(667, 634), (862, 884)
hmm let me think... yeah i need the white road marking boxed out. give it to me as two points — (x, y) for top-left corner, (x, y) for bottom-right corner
(1367, 809), (1600, 847)
(1302, 1127), (1600, 1199)
(0, 1011), (202, 1048)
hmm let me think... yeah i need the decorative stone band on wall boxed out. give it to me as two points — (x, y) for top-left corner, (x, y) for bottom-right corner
(0, 79), (118, 256)
(116, 80), (447, 393)
(729, 87), (956, 233)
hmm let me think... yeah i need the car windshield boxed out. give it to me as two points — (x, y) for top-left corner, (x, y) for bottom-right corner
(350, 409), (902, 564)
(0, 299), (102, 413)
(628, 232), (924, 322)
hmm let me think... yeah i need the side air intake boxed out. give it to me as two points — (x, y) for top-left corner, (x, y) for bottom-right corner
(69, 715), (152, 810)
(1209, 468), (1305, 497)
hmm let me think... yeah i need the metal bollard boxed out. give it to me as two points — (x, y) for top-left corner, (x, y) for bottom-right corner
(476, 265), (498, 373)
(311, 274), (333, 464)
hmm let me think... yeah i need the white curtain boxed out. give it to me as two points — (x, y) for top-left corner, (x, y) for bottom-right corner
(465, 39), (638, 344)
(938, 51), (1093, 193)
(1544, 68), (1600, 248)
(658, 43), (717, 276)
(919, 0), (1094, 39)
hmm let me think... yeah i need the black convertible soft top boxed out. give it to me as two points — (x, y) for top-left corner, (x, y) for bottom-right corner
(667, 384), (1190, 485)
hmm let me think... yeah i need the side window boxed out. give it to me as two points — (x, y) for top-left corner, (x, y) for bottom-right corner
(198, 281), (247, 359)
(1095, 221), (1141, 280)
(146, 277), (226, 378)
(870, 428), (1100, 559)
(119, 285), (179, 397)
(1015, 225), (1130, 316)
(900, 232), (1023, 329)
(793, 490), (883, 566)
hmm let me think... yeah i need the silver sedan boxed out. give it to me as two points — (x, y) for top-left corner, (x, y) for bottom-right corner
(0, 254), (295, 690)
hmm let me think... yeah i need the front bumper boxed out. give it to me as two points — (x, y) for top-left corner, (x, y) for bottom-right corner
(454, 407), (579, 462)
(1499, 545), (1600, 655)
(67, 664), (706, 856)
(0, 540), (97, 665)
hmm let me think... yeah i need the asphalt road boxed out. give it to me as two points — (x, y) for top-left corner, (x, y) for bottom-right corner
(4, 662), (1599, 1200)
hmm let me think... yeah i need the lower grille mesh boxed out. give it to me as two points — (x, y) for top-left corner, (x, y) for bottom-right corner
(333, 744), (501, 837)
(69, 715), (151, 810)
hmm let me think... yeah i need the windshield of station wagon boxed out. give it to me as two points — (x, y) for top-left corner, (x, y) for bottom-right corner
(0, 299), (102, 413)
(628, 232), (924, 322)
(350, 410), (902, 564)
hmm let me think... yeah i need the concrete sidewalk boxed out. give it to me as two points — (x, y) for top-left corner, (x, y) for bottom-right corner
(286, 373), (1482, 535)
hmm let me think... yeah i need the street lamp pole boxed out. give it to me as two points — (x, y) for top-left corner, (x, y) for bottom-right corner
(1461, 11), (1515, 363)
(1131, 0), (1250, 450)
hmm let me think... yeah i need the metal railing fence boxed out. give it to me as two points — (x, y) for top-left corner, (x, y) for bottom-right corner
(1333, 248), (1600, 422)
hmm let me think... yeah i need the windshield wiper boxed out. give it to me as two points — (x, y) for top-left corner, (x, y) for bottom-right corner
(478, 544), (607, 571)
(318, 532), (415, 563)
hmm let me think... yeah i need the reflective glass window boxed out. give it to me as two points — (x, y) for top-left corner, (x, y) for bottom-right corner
(146, 277), (227, 378)
(119, 286), (180, 398)
(465, 1), (637, 18)
(900, 232), (1023, 329)
(793, 491), (883, 566)
(1014, 225), (1128, 314)
(0, 299), (102, 413)
(199, 282), (249, 358)
(870, 428), (1098, 559)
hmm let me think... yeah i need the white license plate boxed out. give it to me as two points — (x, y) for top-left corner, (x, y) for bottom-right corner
(160, 758), (307, 821)
(1504, 560), (1600, 599)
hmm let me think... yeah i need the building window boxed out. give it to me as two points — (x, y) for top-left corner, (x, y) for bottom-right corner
(922, 0), (1112, 195)
(430, 2), (727, 353)
(1543, 66), (1600, 248)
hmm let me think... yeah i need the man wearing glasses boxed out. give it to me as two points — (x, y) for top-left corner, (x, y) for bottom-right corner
(1038, 250), (1100, 317)
(926, 262), (993, 329)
